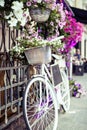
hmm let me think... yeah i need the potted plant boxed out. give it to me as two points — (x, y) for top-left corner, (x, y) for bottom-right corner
(26, 0), (54, 22)
(10, 35), (64, 64)
(26, 0), (55, 16)
(4, 1), (66, 64)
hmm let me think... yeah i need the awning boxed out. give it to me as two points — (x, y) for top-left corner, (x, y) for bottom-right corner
(71, 7), (87, 24)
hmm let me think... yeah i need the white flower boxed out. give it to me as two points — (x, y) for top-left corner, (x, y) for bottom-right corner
(14, 9), (23, 21)
(5, 12), (13, 19)
(8, 17), (18, 27)
(11, 1), (23, 11)
(24, 9), (29, 18)
(0, 0), (4, 7)
(5, 1), (30, 28)
(31, 21), (36, 27)
(37, 0), (42, 3)
(13, 45), (19, 52)
(20, 9), (30, 26)
(20, 17), (27, 26)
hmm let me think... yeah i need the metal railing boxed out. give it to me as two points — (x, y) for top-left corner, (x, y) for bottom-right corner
(0, 64), (29, 129)
(0, 17), (29, 129)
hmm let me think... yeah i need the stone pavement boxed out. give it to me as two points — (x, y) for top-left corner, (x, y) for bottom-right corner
(5, 74), (87, 130)
(58, 73), (87, 130)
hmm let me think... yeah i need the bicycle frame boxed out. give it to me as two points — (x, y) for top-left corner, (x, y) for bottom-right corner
(37, 53), (70, 109)
(33, 63), (63, 109)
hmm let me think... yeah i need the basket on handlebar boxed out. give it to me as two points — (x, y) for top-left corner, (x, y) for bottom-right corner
(24, 46), (51, 65)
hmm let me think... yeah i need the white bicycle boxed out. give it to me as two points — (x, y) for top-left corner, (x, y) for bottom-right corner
(23, 47), (70, 130)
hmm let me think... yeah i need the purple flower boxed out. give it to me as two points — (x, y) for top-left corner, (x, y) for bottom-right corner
(38, 29), (42, 33)
(73, 91), (77, 97)
(75, 83), (81, 89)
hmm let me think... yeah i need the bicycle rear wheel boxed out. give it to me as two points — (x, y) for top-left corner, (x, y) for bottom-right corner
(23, 76), (58, 130)
(60, 70), (70, 112)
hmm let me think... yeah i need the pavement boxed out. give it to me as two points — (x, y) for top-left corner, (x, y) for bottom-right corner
(5, 73), (87, 130)
(58, 73), (87, 130)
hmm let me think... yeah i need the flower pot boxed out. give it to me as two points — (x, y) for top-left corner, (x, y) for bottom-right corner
(24, 46), (51, 65)
(30, 8), (51, 23)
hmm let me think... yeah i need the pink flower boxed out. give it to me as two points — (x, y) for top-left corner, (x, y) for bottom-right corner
(50, 21), (54, 26)
(44, 0), (52, 3)
(62, 11), (84, 53)
(26, 1), (31, 6)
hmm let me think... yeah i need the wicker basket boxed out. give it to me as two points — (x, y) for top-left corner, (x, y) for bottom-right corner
(24, 46), (51, 65)
(30, 8), (51, 23)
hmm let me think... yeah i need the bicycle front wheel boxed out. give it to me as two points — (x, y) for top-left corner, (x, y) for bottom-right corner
(23, 76), (58, 130)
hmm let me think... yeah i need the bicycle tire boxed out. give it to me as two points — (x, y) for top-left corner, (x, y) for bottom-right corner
(60, 70), (70, 112)
(23, 76), (58, 130)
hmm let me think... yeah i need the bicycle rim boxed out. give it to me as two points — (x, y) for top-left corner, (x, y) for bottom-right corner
(60, 70), (70, 112)
(23, 76), (58, 130)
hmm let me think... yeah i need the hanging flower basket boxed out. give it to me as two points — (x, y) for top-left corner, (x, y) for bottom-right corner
(30, 8), (51, 23)
(24, 46), (51, 65)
